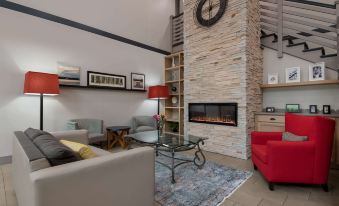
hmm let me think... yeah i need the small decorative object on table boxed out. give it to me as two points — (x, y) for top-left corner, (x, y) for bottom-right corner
(309, 62), (325, 81)
(286, 104), (301, 113)
(323, 105), (331, 114)
(266, 107), (275, 113)
(87, 71), (126, 89)
(268, 74), (278, 84)
(131, 73), (145, 90)
(286, 67), (301, 83)
(153, 114), (166, 135)
(309, 105), (318, 114)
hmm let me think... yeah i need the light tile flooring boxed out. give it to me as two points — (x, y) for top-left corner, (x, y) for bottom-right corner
(1, 150), (339, 206)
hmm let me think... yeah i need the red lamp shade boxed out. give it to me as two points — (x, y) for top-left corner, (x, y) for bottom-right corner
(148, 85), (169, 99)
(24, 71), (60, 95)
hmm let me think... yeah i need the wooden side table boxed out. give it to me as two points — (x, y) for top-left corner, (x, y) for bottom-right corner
(106, 126), (130, 150)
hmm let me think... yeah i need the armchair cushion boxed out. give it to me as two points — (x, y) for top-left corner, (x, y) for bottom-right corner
(88, 133), (105, 144)
(282, 132), (308, 142)
(135, 126), (155, 133)
(251, 131), (282, 145)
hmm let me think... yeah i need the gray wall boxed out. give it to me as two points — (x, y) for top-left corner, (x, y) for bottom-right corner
(263, 48), (339, 111)
(0, 0), (175, 157)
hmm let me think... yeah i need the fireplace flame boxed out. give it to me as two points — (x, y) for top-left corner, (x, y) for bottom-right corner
(190, 116), (236, 125)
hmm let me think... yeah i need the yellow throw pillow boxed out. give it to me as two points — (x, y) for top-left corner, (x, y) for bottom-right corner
(60, 140), (97, 159)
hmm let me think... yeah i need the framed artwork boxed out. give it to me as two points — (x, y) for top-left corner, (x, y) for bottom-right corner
(309, 105), (318, 114)
(268, 74), (278, 84)
(286, 67), (301, 83)
(266, 107), (275, 113)
(87, 71), (126, 89)
(309, 62), (325, 81)
(323, 105), (331, 114)
(58, 63), (81, 86)
(131, 73), (145, 90)
(286, 104), (301, 113)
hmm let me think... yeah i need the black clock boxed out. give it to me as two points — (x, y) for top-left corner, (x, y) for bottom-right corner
(195, 0), (228, 27)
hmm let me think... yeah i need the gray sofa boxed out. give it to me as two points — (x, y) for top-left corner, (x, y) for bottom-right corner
(12, 129), (155, 206)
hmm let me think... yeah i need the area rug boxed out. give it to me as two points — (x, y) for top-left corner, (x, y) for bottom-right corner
(155, 153), (252, 206)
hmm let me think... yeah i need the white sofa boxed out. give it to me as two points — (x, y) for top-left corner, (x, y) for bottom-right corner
(12, 129), (155, 206)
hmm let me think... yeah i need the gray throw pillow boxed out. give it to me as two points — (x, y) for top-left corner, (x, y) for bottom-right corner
(282, 132), (308, 142)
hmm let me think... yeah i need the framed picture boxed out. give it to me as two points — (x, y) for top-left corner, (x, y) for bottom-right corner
(58, 63), (81, 86)
(286, 67), (301, 83)
(323, 105), (331, 114)
(266, 107), (275, 113)
(131, 73), (145, 90)
(286, 104), (301, 113)
(309, 105), (318, 114)
(268, 74), (278, 84)
(309, 62), (325, 81)
(87, 71), (126, 89)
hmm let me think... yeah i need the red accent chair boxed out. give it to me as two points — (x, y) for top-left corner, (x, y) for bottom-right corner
(251, 113), (335, 191)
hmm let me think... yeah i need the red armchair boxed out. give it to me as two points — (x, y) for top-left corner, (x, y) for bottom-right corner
(251, 113), (335, 191)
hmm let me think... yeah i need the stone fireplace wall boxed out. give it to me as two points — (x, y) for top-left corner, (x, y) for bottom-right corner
(183, 0), (262, 159)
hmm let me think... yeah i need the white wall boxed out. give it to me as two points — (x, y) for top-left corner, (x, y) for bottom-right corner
(263, 48), (339, 110)
(0, 0), (174, 157)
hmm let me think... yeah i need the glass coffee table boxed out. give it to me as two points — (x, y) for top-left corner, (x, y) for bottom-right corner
(126, 130), (207, 183)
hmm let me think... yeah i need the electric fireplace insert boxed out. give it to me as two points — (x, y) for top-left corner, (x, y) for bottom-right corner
(189, 103), (237, 126)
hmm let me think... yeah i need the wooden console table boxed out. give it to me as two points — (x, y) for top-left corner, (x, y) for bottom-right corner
(255, 113), (339, 167)
(106, 126), (130, 150)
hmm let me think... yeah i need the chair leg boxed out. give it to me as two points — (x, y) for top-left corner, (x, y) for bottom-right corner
(321, 184), (329, 192)
(268, 182), (274, 191)
(253, 164), (257, 170)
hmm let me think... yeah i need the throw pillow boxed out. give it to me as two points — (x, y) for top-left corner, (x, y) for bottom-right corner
(282, 132), (308, 142)
(32, 133), (80, 166)
(60, 140), (97, 159)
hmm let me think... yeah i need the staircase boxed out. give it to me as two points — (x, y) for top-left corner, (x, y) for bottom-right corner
(260, 0), (339, 71)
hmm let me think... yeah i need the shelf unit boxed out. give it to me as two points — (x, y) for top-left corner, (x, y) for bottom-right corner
(60, 85), (147, 92)
(261, 80), (339, 89)
(164, 51), (184, 137)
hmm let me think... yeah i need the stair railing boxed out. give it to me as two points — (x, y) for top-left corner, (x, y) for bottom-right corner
(260, 0), (338, 66)
(171, 13), (184, 51)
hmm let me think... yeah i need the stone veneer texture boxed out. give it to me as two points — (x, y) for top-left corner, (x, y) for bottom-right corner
(184, 0), (263, 159)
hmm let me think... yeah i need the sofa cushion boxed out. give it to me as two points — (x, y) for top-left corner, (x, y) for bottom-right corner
(252, 145), (268, 164)
(282, 132), (308, 142)
(90, 146), (111, 156)
(136, 126), (155, 133)
(24, 128), (50, 140)
(33, 133), (80, 166)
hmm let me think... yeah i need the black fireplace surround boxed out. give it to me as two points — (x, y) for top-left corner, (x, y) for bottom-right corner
(189, 103), (238, 126)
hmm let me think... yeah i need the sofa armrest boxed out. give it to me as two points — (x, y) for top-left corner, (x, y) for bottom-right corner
(251, 131), (282, 145)
(267, 141), (315, 181)
(30, 147), (155, 206)
(50, 130), (89, 145)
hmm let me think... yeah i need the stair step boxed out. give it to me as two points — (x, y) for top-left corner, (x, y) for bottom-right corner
(330, 24), (336, 28)
(302, 47), (324, 53)
(321, 53), (337, 58)
(287, 42), (306, 47)
(298, 32), (312, 37)
(272, 35), (298, 43)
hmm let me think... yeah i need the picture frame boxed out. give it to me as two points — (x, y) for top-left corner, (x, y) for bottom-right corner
(309, 62), (325, 81)
(130, 73), (145, 90)
(265, 107), (275, 113)
(286, 104), (301, 113)
(57, 63), (81, 86)
(323, 105), (331, 114)
(268, 74), (278, 84)
(87, 71), (126, 89)
(309, 105), (318, 114)
(286, 67), (301, 83)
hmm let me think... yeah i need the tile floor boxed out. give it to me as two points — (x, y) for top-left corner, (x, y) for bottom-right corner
(1, 150), (339, 206)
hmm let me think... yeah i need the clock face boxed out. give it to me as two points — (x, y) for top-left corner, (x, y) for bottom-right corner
(195, 0), (228, 27)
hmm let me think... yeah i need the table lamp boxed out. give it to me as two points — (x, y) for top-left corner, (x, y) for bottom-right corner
(148, 85), (169, 114)
(24, 71), (60, 130)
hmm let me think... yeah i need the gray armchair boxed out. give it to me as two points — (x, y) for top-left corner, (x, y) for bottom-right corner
(67, 119), (105, 145)
(131, 116), (157, 134)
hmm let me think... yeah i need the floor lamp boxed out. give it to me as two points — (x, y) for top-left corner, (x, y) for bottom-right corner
(24, 71), (60, 130)
(148, 85), (169, 115)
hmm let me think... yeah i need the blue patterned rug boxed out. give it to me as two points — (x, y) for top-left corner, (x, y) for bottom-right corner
(155, 153), (252, 206)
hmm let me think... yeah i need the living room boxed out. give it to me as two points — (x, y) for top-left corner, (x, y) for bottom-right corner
(1, 0), (339, 206)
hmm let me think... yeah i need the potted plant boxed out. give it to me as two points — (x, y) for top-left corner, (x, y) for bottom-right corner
(169, 122), (179, 133)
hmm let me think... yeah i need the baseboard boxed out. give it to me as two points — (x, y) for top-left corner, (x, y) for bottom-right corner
(0, 156), (12, 165)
